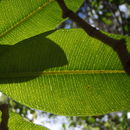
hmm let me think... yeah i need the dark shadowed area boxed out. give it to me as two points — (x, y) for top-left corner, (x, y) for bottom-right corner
(0, 30), (68, 82)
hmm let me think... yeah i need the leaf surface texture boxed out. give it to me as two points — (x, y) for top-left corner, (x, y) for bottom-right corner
(0, 0), (83, 45)
(0, 29), (129, 116)
(0, 112), (46, 130)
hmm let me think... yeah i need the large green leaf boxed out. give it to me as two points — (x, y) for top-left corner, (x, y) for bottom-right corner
(0, 29), (130, 116)
(0, 0), (83, 45)
(0, 112), (46, 130)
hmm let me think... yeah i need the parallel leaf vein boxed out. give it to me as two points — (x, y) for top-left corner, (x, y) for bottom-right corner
(0, 0), (55, 38)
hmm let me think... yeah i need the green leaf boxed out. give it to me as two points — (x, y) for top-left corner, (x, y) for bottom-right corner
(0, 112), (46, 130)
(0, 0), (83, 45)
(0, 29), (130, 116)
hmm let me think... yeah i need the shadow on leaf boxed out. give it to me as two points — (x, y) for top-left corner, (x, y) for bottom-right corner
(0, 30), (68, 83)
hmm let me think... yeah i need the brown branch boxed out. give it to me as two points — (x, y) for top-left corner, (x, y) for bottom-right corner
(56, 0), (130, 75)
(0, 104), (9, 130)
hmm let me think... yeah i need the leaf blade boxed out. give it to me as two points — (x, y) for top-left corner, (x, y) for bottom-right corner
(9, 113), (46, 130)
(0, 29), (130, 116)
(0, 112), (46, 130)
(0, 0), (83, 45)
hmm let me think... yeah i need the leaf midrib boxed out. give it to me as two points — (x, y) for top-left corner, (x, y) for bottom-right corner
(0, 0), (55, 38)
(0, 70), (125, 79)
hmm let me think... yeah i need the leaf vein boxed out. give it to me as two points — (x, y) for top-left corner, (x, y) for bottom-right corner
(0, 70), (125, 79)
(0, 0), (55, 38)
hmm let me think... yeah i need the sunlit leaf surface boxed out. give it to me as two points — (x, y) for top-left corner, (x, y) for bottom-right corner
(0, 0), (83, 45)
(0, 29), (129, 116)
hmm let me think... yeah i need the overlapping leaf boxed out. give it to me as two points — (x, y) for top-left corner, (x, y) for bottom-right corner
(0, 0), (83, 45)
(0, 0), (130, 122)
(0, 29), (129, 116)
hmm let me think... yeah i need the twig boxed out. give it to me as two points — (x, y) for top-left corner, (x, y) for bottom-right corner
(0, 104), (9, 130)
(56, 0), (130, 75)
